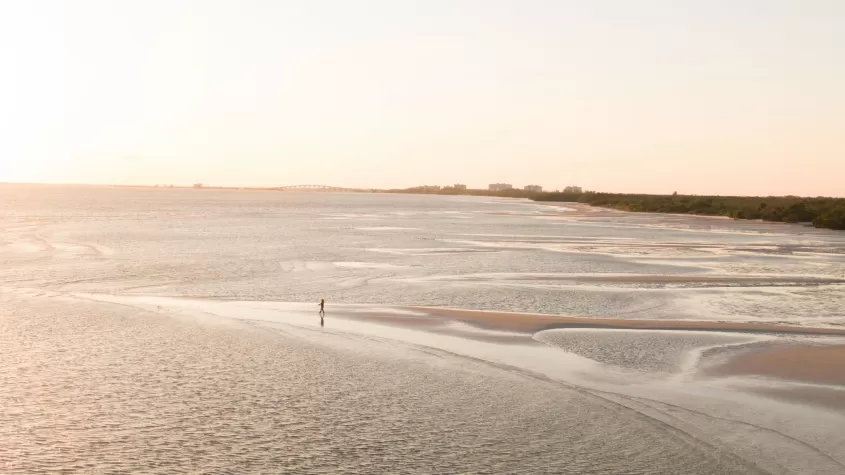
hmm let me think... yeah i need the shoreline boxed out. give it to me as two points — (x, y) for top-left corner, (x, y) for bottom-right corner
(4, 182), (842, 230)
(47, 291), (845, 411)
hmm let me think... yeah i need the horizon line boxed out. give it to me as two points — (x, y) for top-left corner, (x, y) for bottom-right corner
(1, 180), (842, 199)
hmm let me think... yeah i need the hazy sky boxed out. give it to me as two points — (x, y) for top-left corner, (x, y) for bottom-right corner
(1, 1), (843, 195)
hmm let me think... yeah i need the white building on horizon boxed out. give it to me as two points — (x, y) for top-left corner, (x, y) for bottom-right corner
(488, 183), (513, 191)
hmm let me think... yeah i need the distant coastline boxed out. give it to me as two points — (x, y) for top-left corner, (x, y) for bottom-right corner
(3, 182), (843, 231)
(383, 187), (845, 231)
(533, 191), (845, 231)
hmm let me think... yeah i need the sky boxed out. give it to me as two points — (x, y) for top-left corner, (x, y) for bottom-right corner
(1, 0), (843, 196)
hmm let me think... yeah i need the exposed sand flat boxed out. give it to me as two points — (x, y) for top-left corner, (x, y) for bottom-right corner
(404, 306), (845, 336)
(707, 345), (845, 386)
(334, 311), (536, 345)
(338, 312), (445, 329)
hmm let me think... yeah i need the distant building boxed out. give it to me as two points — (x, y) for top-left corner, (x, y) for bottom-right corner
(488, 183), (513, 191)
(419, 185), (441, 192)
(193, 183), (203, 188)
(453, 184), (467, 191)
(564, 185), (583, 193)
(523, 185), (543, 193)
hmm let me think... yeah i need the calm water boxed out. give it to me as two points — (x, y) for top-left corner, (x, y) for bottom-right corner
(2, 185), (845, 474)
(3, 184), (845, 325)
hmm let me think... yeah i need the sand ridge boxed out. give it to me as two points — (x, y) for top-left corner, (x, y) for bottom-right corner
(404, 306), (845, 336)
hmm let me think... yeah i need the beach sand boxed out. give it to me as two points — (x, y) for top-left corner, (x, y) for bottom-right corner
(402, 306), (845, 336)
(706, 344), (845, 386)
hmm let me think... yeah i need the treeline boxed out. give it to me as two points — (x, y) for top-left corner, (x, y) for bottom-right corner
(385, 187), (845, 231)
(535, 192), (845, 230)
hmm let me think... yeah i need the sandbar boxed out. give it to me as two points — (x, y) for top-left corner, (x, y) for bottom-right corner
(402, 306), (845, 336)
(705, 344), (845, 386)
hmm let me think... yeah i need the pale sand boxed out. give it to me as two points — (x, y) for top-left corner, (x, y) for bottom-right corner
(539, 202), (598, 213)
(706, 345), (845, 386)
(338, 312), (535, 345)
(403, 306), (845, 336)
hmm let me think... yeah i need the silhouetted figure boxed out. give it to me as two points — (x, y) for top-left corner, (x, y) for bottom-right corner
(318, 299), (325, 317)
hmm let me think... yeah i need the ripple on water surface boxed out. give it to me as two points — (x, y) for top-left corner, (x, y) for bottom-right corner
(0, 295), (760, 474)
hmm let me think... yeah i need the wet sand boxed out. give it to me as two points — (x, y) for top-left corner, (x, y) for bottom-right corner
(383, 307), (845, 409)
(748, 386), (845, 412)
(706, 344), (845, 386)
(402, 306), (845, 336)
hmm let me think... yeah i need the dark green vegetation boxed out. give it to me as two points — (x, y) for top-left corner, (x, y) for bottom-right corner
(388, 187), (845, 231)
(535, 193), (845, 230)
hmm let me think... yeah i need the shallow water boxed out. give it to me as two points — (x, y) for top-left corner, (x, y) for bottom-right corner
(2, 185), (845, 473)
(534, 328), (766, 374)
(3, 185), (844, 325)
